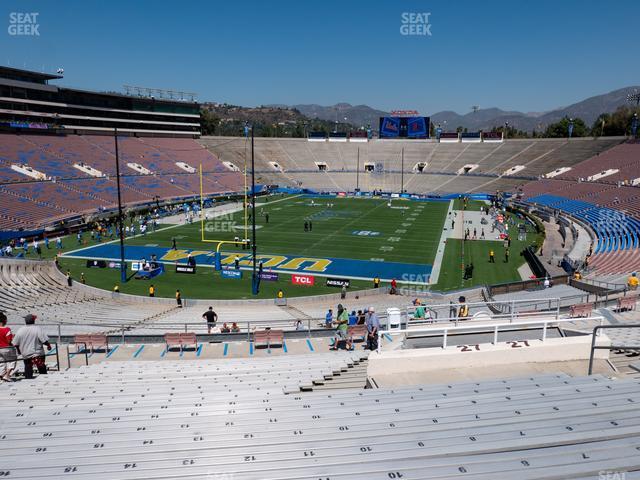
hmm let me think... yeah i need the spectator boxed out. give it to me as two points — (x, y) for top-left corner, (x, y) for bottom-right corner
(325, 308), (333, 328)
(373, 276), (380, 288)
(0, 312), (17, 382)
(113, 283), (120, 294)
(330, 304), (352, 350)
(277, 289), (284, 299)
(390, 278), (397, 295)
(457, 296), (469, 321)
(231, 322), (241, 333)
(149, 284), (155, 297)
(202, 307), (218, 334)
(628, 273), (639, 290)
(13, 314), (52, 379)
(66, 270), (73, 287)
(294, 319), (305, 331)
(544, 276), (551, 289)
(357, 310), (366, 325)
(449, 301), (457, 319)
(176, 289), (183, 308)
(413, 299), (426, 319)
(365, 307), (380, 351)
(348, 310), (358, 325)
(341, 284), (347, 300)
(220, 323), (231, 333)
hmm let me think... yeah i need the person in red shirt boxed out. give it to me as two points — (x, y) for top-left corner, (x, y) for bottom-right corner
(390, 278), (398, 295)
(0, 311), (16, 381)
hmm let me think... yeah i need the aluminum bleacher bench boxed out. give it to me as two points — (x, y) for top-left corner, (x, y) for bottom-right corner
(253, 329), (284, 348)
(72, 333), (109, 353)
(617, 295), (638, 312)
(1, 361), (640, 479)
(163, 332), (197, 352)
(569, 302), (593, 318)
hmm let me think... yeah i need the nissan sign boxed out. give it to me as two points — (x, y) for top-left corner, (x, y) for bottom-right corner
(326, 278), (350, 288)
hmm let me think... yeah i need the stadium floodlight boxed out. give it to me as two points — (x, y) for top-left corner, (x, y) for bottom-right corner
(249, 126), (259, 296)
(471, 105), (479, 113)
(113, 128), (127, 283)
(627, 89), (640, 107)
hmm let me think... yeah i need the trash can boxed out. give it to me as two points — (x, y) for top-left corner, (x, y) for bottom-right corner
(386, 307), (402, 330)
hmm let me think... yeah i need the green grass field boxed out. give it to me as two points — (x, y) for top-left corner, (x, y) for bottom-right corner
(27, 195), (540, 299)
(123, 195), (448, 264)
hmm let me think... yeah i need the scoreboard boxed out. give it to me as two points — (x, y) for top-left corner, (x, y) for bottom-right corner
(379, 116), (430, 139)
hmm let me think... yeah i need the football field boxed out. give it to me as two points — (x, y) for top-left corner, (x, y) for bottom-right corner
(132, 194), (446, 267)
(53, 194), (539, 299)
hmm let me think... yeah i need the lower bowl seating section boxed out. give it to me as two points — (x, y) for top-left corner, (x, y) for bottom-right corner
(0, 259), (175, 336)
(526, 192), (640, 274)
(1, 365), (640, 478)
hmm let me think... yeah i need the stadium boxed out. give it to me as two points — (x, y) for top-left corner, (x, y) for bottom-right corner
(2, 2), (640, 478)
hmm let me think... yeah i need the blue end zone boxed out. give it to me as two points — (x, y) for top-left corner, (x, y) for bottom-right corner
(63, 244), (432, 283)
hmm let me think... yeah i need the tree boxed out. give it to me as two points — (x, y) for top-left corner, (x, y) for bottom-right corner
(199, 109), (220, 135)
(591, 106), (640, 137)
(543, 117), (587, 138)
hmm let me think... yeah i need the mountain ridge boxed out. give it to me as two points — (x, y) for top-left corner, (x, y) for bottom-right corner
(270, 86), (640, 132)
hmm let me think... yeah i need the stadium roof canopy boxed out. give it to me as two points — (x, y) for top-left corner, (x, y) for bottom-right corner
(0, 66), (63, 84)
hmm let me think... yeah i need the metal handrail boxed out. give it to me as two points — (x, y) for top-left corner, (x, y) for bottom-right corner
(588, 324), (640, 375)
(378, 315), (605, 354)
(0, 343), (60, 372)
(406, 297), (562, 318)
(21, 318), (332, 345)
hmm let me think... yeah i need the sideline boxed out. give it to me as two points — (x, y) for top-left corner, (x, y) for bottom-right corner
(428, 199), (453, 285)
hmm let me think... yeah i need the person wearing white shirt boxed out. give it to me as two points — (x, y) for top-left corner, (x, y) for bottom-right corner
(12, 314), (52, 379)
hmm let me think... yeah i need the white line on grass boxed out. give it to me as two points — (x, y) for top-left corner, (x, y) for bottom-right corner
(427, 199), (453, 285)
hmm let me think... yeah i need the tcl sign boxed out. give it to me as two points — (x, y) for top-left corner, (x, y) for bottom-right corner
(292, 274), (315, 286)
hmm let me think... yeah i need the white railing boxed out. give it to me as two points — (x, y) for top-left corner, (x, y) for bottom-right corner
(404, 297), (562, 325)
(377, 315), (605, 353)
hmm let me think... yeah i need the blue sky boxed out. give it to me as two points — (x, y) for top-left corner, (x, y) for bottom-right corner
(1, 0), (638, 115)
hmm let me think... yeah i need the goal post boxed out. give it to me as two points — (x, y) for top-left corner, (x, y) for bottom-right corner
(199, 161), (250, 270)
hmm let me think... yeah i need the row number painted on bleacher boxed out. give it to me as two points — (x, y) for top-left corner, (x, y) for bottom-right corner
(457, 344), (480, 352)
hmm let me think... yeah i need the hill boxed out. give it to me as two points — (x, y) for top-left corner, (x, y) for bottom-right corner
(268, 86), (640, 133)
